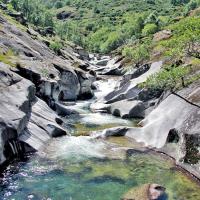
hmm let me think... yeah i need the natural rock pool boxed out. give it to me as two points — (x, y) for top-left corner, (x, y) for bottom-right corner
(0, 136), (200, 200)
(1, 77), (200, 200)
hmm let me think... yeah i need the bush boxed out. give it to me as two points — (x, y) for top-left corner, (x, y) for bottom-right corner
(49, 40), (62, 54)
(142, 23), (158, 36)
(122, 41), (150, 66)
(54, 1), (63, 9)
(143, 66), (190, 90)
(100, 32), (125, 53)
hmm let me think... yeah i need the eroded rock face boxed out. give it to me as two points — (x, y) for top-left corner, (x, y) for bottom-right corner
(0, 13), (94, 104)
(0, 63), (35, 164)
(19, 98), (67, 151)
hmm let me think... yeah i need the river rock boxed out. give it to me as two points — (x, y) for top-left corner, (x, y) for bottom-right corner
(76, 70), (94, 100)
(122, 184), (166, 200)
(98, 56), (124, 76)
(101, 127), (129, 137)
(121, 64), (150, 86)
(19, 98), (67, 151)
(75, 46), (90, 60)
(109, 100), (145, 119)
(55, 102), (79, 116)
(95, 59), (109, 66)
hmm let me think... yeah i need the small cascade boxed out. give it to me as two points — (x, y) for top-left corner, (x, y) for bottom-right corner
(4, 140), (25, 160)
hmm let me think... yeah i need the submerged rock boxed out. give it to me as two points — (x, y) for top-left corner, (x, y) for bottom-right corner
(122, 184), (166, 200)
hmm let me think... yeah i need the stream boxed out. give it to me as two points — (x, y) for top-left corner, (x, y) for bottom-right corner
(0, 76), (200, 200)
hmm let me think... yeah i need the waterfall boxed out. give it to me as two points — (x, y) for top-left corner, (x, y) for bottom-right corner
(7, 140), (24, 158)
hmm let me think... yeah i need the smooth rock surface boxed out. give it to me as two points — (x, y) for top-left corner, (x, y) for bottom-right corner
(0, 63), (35, 164)
(122, 184), (166, 200)
(19, 98), (67, 151)
(109, 99), (145, 119)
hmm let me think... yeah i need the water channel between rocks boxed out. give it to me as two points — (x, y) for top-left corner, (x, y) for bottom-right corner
(0, 77), (200, 200)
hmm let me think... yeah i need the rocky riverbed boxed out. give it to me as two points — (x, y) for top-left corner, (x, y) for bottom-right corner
(0, 11), (200, 200)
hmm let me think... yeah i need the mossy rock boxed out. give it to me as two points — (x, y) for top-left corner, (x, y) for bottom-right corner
(122, 184), (150, 200)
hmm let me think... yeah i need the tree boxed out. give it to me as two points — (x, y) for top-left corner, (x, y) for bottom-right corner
(54, 1), (63, 9)
(100, 32), (125, 53)
(145, 11), (159, 25)
(122, 42), (150, 67)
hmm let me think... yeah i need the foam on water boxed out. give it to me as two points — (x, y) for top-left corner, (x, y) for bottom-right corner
(80, 112), (132, 126)
(40, 136), (106, 161)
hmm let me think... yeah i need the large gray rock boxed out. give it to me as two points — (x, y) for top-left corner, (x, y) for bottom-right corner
(0, 63), (35, 164)
(19, 98), (67, 151)
(98, 56), (124, 76)
(126, 94), (199, 148)
(76, 70), (94, 99)
(96, 59), (109, 66)
(109, 99), (145, 119)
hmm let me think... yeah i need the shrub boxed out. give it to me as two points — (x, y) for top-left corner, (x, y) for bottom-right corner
(159, 17), (200, 61)
(54, 1), (63, 9)
(100, 32), (125, 53)
(142, 23), (158, 36)
(49, 40), (62, 54)
(122, 41), (150, 67)
(143, 66), (190, 90)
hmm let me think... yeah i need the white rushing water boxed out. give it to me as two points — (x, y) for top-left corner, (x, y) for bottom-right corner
(40, 136), (106, 161)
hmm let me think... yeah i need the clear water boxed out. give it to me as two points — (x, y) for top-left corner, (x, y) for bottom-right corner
(0, 136), (200, 200)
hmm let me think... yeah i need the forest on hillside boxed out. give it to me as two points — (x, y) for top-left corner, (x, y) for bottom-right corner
(1, 0), (200, 54)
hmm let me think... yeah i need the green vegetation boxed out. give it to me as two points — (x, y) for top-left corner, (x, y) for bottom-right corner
(49, 39), (62, 54)
(0, 49), (17, 67)
(122, 41), (151, 67)
(1, 0), (198, 54)
(143, 66), (190, 90)
(140, 15), (200, 91)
